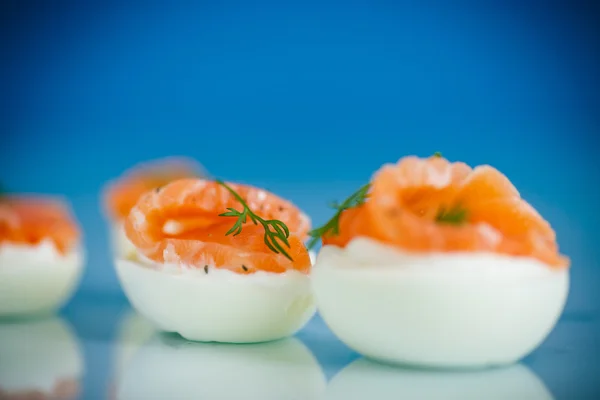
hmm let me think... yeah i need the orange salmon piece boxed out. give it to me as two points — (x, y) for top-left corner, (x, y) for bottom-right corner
(468, 197), (555, 239)
(321, 206), (370, 247)
(0, 196), (80, 254)
(124, 179), (311, 274)
(103, 157), (205, 221)
(332, 155), (568, 269)
(456, 165), (520, 204)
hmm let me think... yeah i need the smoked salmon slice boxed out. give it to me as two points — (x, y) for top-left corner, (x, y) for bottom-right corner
(322, 155), (569, 269)
(0, 196), (80, 254)
(103, 157), (207, 221)
(124, 178), (312, 274)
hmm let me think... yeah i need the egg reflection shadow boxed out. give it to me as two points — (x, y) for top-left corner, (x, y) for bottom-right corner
(0, 317), (83, 400)
(117, 330), (327, 400)
(113, 310), (156, 379)
(326, 358), (553, 400)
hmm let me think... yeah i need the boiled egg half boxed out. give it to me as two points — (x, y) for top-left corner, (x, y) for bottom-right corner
(116, 252), (316, 343)
(313, 238), (568, 368)
(0, 240), (84, 317)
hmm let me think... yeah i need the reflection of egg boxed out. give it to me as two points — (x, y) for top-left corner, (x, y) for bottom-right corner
(115, 257), (316, 343)
(0, 242), (85, 316)
(313, 238), (569, 368)
(326, 358), (553, 400)
(0, 318), (83, 399)
(113, 311), (156, 379)
(117, 332), (327, 400)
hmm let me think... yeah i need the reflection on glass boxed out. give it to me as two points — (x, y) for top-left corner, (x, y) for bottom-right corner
(113, 310), (156, 379)
(0, 317), (83, 399)
(326, 358), (553, 400)
(116, 329), (326, 400)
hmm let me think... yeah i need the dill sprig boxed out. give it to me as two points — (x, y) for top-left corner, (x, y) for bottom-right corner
(307, 183), (371, 249)
(435, 204), (468, 225)
(215, 180), (293, 261)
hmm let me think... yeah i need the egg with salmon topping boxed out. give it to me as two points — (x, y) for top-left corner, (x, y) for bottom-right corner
(312, 155), (569, 368)
(115, 178), (315, 343)
(0, 196), (84, 317)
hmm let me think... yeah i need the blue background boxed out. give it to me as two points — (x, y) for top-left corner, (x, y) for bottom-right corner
(2, 1), (599, 309)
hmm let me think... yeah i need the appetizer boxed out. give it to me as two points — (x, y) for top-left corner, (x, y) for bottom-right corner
(116, 329), (326, 400)
(310, 154), (569, 368)
(115, 178), (315, 343)
(0, 195), (84, 316)
(0, 318), (83, 400)
(102, 157), (207, 257)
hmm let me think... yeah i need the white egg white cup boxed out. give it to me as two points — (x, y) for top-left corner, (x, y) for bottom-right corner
(308, 250), (318, 267)
(0, 244), (85, 317)
(312, 239), (569, 369)
(109, 221), (137, 259)
(115, 258), (316, 343)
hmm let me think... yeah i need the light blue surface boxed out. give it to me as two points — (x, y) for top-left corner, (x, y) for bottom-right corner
(0, 296), (598, 399)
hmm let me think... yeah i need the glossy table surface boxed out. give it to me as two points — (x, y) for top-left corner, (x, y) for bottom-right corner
(0, 292), (598, 400)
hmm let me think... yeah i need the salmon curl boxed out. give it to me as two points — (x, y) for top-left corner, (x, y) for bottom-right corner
(124, 179), (312, 274)
(322, 155), (569, 269)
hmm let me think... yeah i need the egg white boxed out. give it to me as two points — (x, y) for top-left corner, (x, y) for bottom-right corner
(0, 318), (83, 395)
(312, 237), (569, 368)
(326, 357), (552, 400)
(0, 241), (84, 317)
(116, 331), (326, 400)
(109, 221), (137, 258)
(115, 254), (316, 343)
(309, 250), (317, 265)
